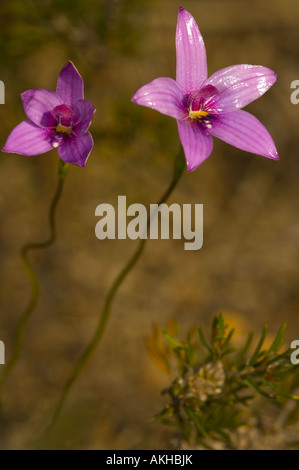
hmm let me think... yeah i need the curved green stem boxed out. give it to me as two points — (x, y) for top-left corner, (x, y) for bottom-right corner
(0, 160), (69, 394)
(50, 150), (186, 427)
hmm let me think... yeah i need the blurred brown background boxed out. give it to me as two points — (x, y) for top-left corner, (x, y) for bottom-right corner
(0, 0), (299, 449)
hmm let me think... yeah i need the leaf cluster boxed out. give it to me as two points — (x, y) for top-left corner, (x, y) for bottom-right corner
(150, 315), (299, 446)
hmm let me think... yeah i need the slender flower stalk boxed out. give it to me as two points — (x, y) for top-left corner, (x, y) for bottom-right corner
(49, 150), (186, 427)
(0, 160), (69, 397)
(0, 62), (95, 403)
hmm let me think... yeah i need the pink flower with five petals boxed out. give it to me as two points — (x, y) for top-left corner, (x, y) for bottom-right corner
(132, 8), (278, 172)
(3, 62), (95, 168)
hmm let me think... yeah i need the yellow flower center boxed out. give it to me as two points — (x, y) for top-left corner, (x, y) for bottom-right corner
(56, 123), (72, 134)
(188, 109), (209, 121)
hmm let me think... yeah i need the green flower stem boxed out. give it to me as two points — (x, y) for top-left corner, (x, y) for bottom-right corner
(50, 150), (186, 427)
(0, 160), (69, 395)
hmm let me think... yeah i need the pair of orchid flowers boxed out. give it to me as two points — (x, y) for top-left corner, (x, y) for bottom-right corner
(3, 8), (279, 170)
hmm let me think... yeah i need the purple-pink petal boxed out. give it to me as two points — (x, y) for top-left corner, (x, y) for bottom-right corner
(58, 132), (93, 168)
(209, 110), (279, 159)
(176, 7), (207, 94)
(21, 89), (63, 128)
(2, 120), (53, 156)
(56, 61), (84, 107)
(73, 99), (96, 136)
(131, 77), (184, 119)
(177, 120), (213, 172)
(204, 65), (277, 112)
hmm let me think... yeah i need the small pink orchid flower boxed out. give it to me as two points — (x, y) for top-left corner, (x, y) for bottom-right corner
(132, 7), (278, 172)
(3, 62), (95, 168)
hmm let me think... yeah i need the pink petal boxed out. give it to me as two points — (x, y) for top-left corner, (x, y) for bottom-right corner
(177, 120), (213, 172)
(56, 61), (84, 107)
(209, 110), (279, 159)
(58, 132), (93, 168)
(176, 7), (207, 94)
(21, 89), (63, 127)
(131, 77), (184, 119)
(73, 99), (96, 136)
(204, 65), (277, 112)
(2, 120), (53, 156)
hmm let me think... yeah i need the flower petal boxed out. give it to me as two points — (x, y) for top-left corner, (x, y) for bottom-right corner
(177, 120), (213, 172)
(2, 120), (53, 156)
(73, 99), (96, 136)
(58, 132), (93, 167)
(209, 110), (279, 159)
(204, 65), (277, 112)
(21, 89), (63, 127)
(56, 61), (84, 107)
(131, 77), (184, 119)
(176, 7), (207, 94)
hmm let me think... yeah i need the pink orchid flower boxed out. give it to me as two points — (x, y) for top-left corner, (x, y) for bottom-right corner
(3, 62), (95, 168)
(132, 7), (278, 172)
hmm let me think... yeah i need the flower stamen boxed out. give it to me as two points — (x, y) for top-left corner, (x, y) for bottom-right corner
(188, 108), (209, 121)
(56, 123), (72, 135)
